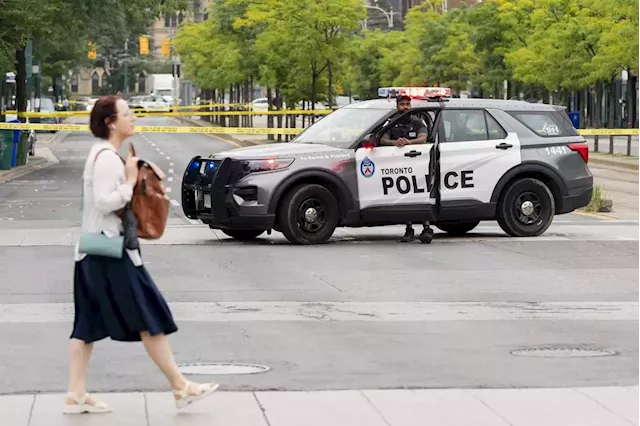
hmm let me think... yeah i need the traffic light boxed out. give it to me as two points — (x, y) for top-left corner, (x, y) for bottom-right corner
(88, 41), (97, 59)
(139, 36), (149, 55)
(161, 38), (171, 57)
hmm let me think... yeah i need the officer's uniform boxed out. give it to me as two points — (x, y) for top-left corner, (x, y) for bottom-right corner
(386, 115), (429, 142)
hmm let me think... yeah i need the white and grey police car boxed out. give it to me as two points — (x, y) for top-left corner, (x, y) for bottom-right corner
(181, 87), (593, 245)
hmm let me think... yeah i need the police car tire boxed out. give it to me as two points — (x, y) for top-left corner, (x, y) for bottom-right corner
(220, 229), (265, 240)
(434, 221), (480, 236)
(497, 178), (555, 237)
(278, 184), (339, 245)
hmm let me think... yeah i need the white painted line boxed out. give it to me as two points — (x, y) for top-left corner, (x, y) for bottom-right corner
(0, 301), (636, 323)
(151, 143), (156, 147)
(168, 169), (174, 174)
(168, 177), (174, 182)
(169, 162), (175, 166)
(166, 156), (171, 160)
(170, 199), (180, 207)
(159, 151), (165, 155)
(166, 187), (172, 193)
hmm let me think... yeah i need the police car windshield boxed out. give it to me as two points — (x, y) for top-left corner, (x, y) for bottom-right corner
(291, 107), (391, 148)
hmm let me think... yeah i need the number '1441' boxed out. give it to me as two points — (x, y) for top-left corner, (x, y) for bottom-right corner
(545, 146), (568, 155)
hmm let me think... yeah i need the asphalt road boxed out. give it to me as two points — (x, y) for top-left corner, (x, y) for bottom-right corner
(0, 116), (637, 396)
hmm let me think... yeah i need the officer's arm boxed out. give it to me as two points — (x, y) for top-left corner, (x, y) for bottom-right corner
(380, 132), (394, 146)
(410, 123), (429, 145)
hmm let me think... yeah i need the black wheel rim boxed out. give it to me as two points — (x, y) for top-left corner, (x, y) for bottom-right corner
(297, 198), (326, 234)
(514, 191), (542, 226)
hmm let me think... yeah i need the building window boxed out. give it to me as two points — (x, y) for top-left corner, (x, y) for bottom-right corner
(165, 14), (178, 27)
(91, 73), (100, 94)
(71, 74), (78, 93)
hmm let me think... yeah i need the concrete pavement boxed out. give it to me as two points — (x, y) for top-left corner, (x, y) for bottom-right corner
(2, 387), (638, 426)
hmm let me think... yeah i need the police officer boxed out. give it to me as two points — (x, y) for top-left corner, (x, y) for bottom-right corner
(380, 95), (432, 243)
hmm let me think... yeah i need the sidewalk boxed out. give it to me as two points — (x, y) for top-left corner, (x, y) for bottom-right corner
(2, 387), (637, 425)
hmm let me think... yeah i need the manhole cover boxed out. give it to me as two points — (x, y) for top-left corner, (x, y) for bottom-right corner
(511, 347), (617, 358)
(177, 363), (271, 375)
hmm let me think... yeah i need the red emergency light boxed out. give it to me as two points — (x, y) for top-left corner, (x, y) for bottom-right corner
(378, 86), (452, 100)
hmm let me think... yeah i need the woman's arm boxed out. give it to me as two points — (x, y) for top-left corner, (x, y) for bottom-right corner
(92, 151), (134, 214)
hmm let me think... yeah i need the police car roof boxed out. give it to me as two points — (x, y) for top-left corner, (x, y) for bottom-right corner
(342, 98), (561, 111)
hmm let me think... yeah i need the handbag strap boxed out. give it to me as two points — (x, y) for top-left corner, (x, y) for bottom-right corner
(80, 147), (121, 217)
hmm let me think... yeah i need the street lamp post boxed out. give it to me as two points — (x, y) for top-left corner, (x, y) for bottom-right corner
(362, 4), (396, 29)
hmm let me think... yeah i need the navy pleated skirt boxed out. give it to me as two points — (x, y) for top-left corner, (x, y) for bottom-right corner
(70, 253), (178, 343)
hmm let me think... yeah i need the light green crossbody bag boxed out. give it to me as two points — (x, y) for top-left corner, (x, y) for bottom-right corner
(77, 148), (125, 259)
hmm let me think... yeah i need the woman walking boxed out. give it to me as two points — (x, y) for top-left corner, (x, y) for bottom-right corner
(65, 95), (218, 414)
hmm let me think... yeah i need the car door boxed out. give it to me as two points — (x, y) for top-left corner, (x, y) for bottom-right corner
(438, 108), (520, 205)
(355, 110), (440, 223)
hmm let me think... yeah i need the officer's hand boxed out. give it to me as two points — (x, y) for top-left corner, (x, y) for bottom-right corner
(395, 138), (409, 147)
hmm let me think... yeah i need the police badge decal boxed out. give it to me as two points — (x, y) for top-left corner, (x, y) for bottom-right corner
(360, 156), (375, 178)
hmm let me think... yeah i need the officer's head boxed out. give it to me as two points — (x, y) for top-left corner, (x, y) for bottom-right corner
(396, 95), (411, 112)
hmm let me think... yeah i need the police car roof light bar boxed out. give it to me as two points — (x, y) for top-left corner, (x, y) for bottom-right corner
(378, 87), (451, 101)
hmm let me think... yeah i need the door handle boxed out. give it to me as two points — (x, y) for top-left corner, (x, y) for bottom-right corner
(496, 142), (513, 150)
(404, 150), (422, 158)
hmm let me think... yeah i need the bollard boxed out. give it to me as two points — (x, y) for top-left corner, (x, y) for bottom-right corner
(609, 135), (614, 154)
(627, 135), (632, 156)
(594, 135), (599, 152)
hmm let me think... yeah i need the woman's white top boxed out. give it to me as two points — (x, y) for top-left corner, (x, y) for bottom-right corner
(74, 141), (143, 266)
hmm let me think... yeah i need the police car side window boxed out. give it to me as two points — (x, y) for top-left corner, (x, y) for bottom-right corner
(485, 111), (507, 140)
(442, 109), (487, 142)
(442, 110), (507, 142)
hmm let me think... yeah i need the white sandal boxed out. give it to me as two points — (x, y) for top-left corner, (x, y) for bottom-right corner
(63, 392), (112, 414)
(172, 380), (219, 409)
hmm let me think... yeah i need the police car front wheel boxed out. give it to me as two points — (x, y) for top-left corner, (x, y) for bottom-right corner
(497, 178), (555, 237)
(278, 183), (339, 245)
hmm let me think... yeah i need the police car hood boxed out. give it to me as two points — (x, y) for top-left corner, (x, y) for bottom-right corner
(211, 142), (341, 159)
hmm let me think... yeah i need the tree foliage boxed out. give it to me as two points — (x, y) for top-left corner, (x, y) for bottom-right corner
(0, 0), (187, 110)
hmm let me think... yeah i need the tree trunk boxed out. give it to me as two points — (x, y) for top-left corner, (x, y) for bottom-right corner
(276, 87), (282, 142)
(327, 61), (333, 109)
(267, 86), (273, 141)
(15, 48), (27, 123)
(629, 72), (638, 128)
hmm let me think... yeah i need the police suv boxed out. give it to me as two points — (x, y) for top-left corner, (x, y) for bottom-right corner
(181, 87), (593, 245)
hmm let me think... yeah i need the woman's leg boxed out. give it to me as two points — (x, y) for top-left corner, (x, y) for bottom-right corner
(140, 331), (186, 389)
(67, 338), (93, 396)
(141, 331), (218, 405)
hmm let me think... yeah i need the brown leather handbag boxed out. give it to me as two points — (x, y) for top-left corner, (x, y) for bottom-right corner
(128, 143), (170, 239)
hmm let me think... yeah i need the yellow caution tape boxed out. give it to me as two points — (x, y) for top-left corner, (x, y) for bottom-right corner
(0, 122), (303, 135)
(578, 129), (638, 136)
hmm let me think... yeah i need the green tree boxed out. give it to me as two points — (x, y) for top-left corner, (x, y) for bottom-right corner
(0, 0), (188, 117)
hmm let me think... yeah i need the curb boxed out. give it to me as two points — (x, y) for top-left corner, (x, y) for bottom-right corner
(589, 156), (639, 171)
(172, 116), (269, 148)
(0, 146), (61, 184)
(0, 157), (52, 183)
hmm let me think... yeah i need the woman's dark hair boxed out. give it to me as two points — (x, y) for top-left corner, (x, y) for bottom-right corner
(89, 95), (121, 139)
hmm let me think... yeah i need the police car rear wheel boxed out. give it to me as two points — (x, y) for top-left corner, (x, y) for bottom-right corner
(497, 178), (555, 237)
(279, 184), (339, 245)
(220, 229), (265, 241)
(434, 221), (480, 236)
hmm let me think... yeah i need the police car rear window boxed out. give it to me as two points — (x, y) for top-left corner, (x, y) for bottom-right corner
(508, 111), (579, 137)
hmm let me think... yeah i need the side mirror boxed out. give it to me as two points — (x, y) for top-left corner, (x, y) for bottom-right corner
(361, 134), (376, 150)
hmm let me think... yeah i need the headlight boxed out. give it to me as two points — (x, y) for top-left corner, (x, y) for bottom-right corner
(242, 158), (294, 173)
